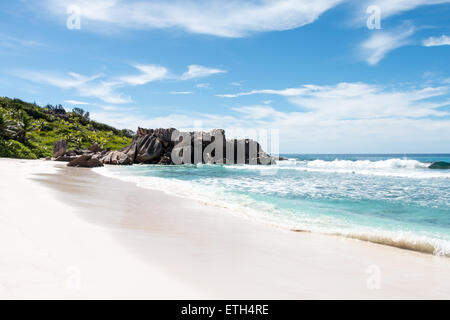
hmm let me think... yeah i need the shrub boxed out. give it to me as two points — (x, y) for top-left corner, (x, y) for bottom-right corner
(0, 139), (38, 159)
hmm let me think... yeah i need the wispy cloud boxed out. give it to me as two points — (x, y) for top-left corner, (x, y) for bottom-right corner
(219, 81), (450, 119)
(13, 70), (130, 104)
(13, 63), (226, 104)
(360, 24), (415, 65)
(41, 0), (343, 37)
(218, 87), (309, 98)
(118, 64), (168, 85)
(231, 105), (285, 120)
(169, 91), (193, 95)
(180, 65), (226, 80)
(0, 33), (45, 55)
(423, 35), (450, 47)
(64, 100), (90, 105)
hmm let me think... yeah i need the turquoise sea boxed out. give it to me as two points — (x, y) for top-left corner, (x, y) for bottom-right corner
(97, 154), (450, 256)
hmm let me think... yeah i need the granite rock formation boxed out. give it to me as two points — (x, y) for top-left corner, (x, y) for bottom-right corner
(53, 127), (276, 167)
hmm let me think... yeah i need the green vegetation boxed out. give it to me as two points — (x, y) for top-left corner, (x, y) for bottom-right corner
(0, 97), (134, 159)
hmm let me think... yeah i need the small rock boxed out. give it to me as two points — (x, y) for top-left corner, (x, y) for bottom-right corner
(67, 155), (103, 168)
(101, 151), (133, 165)
(55, 155), (77, 162)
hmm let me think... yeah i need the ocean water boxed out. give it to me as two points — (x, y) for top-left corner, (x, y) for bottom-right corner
(96, 154), (450, 256)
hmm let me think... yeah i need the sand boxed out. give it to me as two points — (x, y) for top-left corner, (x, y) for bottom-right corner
(1, 158), (449, 299)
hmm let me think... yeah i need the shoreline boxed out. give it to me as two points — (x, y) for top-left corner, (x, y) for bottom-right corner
(1, 158), (450, 299)
(95, 163), (450, 258)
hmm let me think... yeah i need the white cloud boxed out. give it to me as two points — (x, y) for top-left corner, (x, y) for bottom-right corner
(232, 105), (285, 120)
(42, 0), (343, 37)
(100, 105), (118, 111)
(423, 35), (450, 47)
(180, 65), (226, 80)
(64, 100), (90, 105)
(81, 80), (130, 104)
(360, 25), (415, 65)
(196, 83), (210, 88)
(118, 64), (168, 85)
(169, 91), (193, 95)
(218, 87), (309, 98)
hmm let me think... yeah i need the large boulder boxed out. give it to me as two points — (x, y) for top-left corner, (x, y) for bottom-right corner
(67, 155), (103, 168)
(101, 150), (133, 165)
(134, 135), (163, 163)
(53, 140), (68, 158)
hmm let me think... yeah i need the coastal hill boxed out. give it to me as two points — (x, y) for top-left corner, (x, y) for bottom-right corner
(0, 97), (133, 159)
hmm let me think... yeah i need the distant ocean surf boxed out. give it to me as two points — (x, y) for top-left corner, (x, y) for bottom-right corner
(96, 154), (450, 256)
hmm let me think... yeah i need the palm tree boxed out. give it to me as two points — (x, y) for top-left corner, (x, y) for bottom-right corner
(15, 115), (34, 142)
(5, 110), (35, 142)
(0, 109), (15, 139)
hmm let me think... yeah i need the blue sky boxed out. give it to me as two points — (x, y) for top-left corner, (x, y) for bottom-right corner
(0, 0), (449, 153)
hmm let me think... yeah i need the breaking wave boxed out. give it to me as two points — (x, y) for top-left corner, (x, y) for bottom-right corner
(305, 158), (429, 170)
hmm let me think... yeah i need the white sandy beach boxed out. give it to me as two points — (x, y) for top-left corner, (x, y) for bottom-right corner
(1, 158), (450, 299)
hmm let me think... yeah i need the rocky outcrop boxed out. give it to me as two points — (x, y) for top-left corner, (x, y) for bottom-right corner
(53, 127), (276, 167)
(67, 155), (103, 168)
